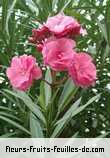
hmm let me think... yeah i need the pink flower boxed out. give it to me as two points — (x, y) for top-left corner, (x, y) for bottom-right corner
(6, 55), (42, 91)
(68, 53), (96, 87)
(28, 26), (50, 44)
(42, 38), (76, 71)
(45, 13), (86, 37)
(28, 26), (50, 51)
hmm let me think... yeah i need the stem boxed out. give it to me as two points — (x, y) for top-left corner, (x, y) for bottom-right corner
(42, 76), (68, 88)
(54, 76), (68, 86)
(43, 71), (69, 137)
(51, 70), (56, 83)
(52, 87), (79, 125)
(42, 79), (52, 86)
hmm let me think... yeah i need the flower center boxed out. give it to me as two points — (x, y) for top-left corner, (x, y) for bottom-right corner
(21, 71), (26, 76)
(57, 52), (63, 59)
(19, 68), (27, 76)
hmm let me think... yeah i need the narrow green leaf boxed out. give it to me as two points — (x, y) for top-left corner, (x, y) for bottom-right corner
(39, 81), (45, 108)
(97, 20), (108, 42)
(72, 132), (79, 138)
(58, 79), (78, 112)
(61, 0), (72, 12)
(0, 131), (19, 138)
(44, 69), (52, 107)
(6, 0), (17, 36)
(3, 89), (46, 124)
(30, 113), (44, 138)
(51, 98), (81, 137)
(0, 111), (21, 122)
(1, 0), (8, 31)
(51, 94), (100, 137)
(57, 98), (82, 125)
(97, 132), (110, 138)
(58, 79), (74, 106)
(0, 115), (30, 135)
(105, 0), (110, 44)
(26, 0), (38, 13)
(0, 106), (12, 111)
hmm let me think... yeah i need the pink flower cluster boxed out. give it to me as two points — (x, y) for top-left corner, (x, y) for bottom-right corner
(7, 13), (96, 91)
(6, 55), (42, 91)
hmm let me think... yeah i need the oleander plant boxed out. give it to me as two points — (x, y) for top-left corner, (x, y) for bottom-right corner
(0, 0), (110, 138)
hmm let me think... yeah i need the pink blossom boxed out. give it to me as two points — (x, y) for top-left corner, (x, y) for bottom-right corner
(28, 26), (50, 51)
(45, 13), (86, 37)
(28, 26), (50, 43)
(42, 38), (76, 71)
(6, 55), (42, 91)
(68, 53), (96, 87)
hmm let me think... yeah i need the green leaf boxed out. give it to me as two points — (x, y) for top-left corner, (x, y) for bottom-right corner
(96, 20), (108, 42)
(0, 115), (30, 135)
(61, 0), (72, 12)
(97, 132), (110, 138)
(72, 132), (79, 138)
(44, 69), (52, 107)
(0, 131), (19, 138)
(0, 106), (13, 111)
(6, 0), (18, 36)
(51, 94), (100, 137)
(105, 0), (110, 44)
(1, 0), (8, 32)
(58, 79), (78, 112)
(57, 98), (82, 125)
(103, 44), (110, 60)
(0, 90), (15, 103)
(51, 98), (81, 137)
(0, 111), (21, 122)
(88, 45), (96, 55)
(39, 81), (45, 108)
(3, 89), (46, 124)
(30, 113), (44, 138)
(25, 0), (38, 14)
